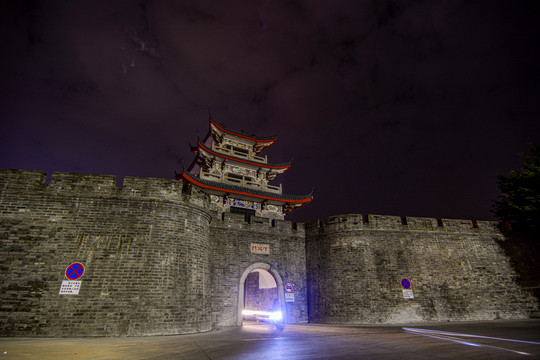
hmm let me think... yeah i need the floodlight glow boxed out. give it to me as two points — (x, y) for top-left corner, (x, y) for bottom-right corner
(242, 310), (271, 316)
(269, 311), (282, 321)
(242, 309), (282, 322)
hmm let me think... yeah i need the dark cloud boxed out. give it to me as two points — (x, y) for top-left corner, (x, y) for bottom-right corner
(1, 0), (539, 222)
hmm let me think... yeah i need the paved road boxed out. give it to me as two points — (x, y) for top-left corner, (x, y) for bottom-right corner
(1, 320), (539, 359)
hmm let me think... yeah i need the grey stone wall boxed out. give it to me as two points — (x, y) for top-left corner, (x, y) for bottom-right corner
(244, 272), (278, 312)
(306, 214), (538, 324)
(209, 212), (308, 327)
(1, 169), (537, 337)
(0, 169), (212, 336)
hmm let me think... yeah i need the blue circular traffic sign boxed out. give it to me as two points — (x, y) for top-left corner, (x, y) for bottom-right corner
(401, 278), (411, 289)
(66, 263), (85, 280)
(284, 282), (294, 293)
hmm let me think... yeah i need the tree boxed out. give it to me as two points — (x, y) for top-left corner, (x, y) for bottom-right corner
(494, 143), (540, 236)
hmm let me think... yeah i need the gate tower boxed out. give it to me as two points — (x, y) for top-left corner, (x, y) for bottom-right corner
(178, 115), (312, 219)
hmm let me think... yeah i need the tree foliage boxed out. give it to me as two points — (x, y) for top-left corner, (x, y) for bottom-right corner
(494, 143), (540, 235)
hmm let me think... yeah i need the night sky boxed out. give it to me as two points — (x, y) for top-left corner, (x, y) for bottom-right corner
(1, 1), (539, 223)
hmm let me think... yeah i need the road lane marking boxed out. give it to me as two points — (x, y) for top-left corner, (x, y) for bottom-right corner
(403, 327), (538, 356)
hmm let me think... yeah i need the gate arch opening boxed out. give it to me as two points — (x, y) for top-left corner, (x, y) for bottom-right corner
(237, 263), (285, 326)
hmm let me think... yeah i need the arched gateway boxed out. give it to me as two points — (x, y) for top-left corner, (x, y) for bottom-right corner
(179, 116), (311, 329)
(237, 263), (286, 325)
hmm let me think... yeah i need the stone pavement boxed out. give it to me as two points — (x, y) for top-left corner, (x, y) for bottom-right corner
(1, 320), (539, 359)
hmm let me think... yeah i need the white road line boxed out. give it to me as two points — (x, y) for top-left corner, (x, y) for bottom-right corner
(403, 328), (537, 356)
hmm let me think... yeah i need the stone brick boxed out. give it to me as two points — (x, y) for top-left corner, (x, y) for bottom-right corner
(0, 169), (538, 337)
(305, 216), (537, 324)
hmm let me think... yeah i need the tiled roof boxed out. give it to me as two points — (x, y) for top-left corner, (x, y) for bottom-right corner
(197, 140), (291, 170)
(210, 116), (278, 143)
(181, 170), (312, 204)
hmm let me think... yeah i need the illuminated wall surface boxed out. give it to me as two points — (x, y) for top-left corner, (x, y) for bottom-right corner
(0, 169), (538, 336)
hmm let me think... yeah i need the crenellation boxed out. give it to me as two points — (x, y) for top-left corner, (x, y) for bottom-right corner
(272, 218), (291, 232)
(440, 218), (477, 232)
(293, 222), (305, 234)
(48, 172), (117, 195)
(0, 166), (537, 336)
(0, 169), (47, 191)
(476, 220), (503, 234)
(365, 214), (402, 229)
(121, 176), (182, 199)
(307, 214), (365, 234)
(246, 215), (270, 231)
(306, 214), (501, 234)
(215, 211), (304, 234)
(304, 220), (322, 234)
(0, 170), (212, 210)
(404, 216), (439, 230)
(220, 212), (250, 228)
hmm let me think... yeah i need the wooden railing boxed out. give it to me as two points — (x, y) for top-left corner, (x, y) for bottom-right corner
(212, 145), (267, 163)
(200, 170), (281, 194)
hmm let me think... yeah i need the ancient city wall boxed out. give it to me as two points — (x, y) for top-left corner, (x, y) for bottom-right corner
(209, 211), (308, 327)
(306, 214), (538, 324)
(0, 169), (212, 336)
(1, 169), (538, 337)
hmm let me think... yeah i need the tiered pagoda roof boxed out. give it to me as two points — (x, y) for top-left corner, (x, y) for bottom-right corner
(206, 116), (277, 155)
(180, 170), (312, 213)
(189, 139), (291, 180)
(179, 116), (312, 217)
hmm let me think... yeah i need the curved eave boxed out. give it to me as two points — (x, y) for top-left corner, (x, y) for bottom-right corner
(209, 116), (277, 146)
(197, 140), (291, 172)
(181, 170), (312, 206)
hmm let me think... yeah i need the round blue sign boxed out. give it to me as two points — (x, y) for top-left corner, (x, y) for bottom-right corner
(401, 278), (411, 289)
(284, 282), (294, 293)
(66, 263), (85, 280)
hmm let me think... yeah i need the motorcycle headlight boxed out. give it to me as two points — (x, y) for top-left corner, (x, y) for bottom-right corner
(269, 311), (282, 321)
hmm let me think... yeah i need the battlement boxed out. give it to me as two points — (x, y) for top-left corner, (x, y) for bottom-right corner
(1, 169), (499, 235)
(0, 169), (535, 335)
(212, 211), (305, 234)
(0, 169), (209, 207)
(0, 169), (48, 190)
(48, 172), (117, 194)
(306, 213), (501, 235)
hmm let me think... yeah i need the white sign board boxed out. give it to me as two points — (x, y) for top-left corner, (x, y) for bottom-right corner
(285, 293), (295, 302)
(59, 280), (81, 295)
(250, 243), (270, 255)
(402, 289), (414, 299)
